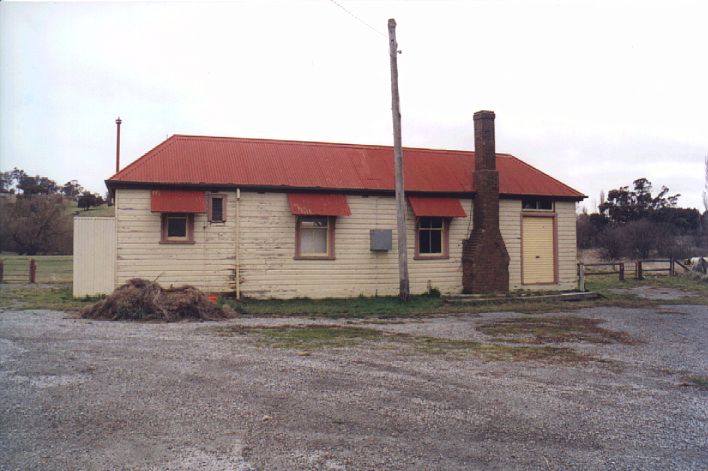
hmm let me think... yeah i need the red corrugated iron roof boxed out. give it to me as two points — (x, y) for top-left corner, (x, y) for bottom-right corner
(408, 196), (467, 218)
(287, 193), (351, 216)
(109, 135), (585, 200)
(150, 190), (206, 213)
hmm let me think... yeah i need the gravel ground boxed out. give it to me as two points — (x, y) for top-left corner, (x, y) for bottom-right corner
(0, 303), (706, 470)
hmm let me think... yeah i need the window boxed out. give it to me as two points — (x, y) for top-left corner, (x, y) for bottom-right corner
(522, 198), (554, 211)
(295, 216), (335, 259)
(161, 213), (194, 244)
(416, 217), (448, 258)
(208, 194), (226, 222)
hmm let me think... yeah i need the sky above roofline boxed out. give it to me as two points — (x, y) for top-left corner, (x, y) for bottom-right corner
(1, 0), (706, 211)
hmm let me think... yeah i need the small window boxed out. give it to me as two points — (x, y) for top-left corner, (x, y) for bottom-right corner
(208, 194), (226, 222)
(168, 216), (188, 238)
(296, 216), (334, 259)
(416, 217), (448, 258)
(161, 213), (194, 244)
(522, 198), (554, 211)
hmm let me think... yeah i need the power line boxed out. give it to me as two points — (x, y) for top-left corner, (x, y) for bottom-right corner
(328, 0), (388, 39)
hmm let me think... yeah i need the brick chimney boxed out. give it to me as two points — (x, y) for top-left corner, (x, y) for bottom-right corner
(462, 110), (510, 293)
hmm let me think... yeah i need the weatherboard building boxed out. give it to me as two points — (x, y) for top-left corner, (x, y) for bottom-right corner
(74, 111), (585, 298)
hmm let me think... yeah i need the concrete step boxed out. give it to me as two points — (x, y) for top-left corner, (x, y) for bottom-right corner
(442, 291), (601, 305)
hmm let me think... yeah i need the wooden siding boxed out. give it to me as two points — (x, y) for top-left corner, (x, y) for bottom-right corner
(115, 189), (236, 292)
(73, 217), (116, 297)
(114, 189), (578, 298)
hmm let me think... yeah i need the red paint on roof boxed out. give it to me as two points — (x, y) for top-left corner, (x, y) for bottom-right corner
(287, 193), (351, 216)
(408, 196), (467, 218)
(150, 190), (206, 213)
(110, 135), (584, 199)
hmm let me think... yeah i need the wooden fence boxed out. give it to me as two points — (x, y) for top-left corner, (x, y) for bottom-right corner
(634, 258), (690, 279)
(578, 258), (690, 289)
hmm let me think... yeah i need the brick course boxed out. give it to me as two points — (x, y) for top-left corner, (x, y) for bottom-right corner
(462, 111), (510, 293)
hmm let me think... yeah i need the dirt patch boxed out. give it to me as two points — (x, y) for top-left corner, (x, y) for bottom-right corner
(608, 286), (696, 300)
(655, 307), (688, 315)
(409, 335), (593, 363)
(477, 315), (639, 345)
(209, 324), (595, 364)
(81, 278), (232, 322)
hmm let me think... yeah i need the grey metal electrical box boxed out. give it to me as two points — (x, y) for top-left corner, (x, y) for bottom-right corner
(370, 229), (392, 251)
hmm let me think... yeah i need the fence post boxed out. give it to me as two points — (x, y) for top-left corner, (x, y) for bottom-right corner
(635, 261), (643, 280)
(670, 258), (675, 276)
(619, 263), (625, 281)
(0, 260), (3, 283)
(29, 258), (36, 284)
(578, 263), (586, 292)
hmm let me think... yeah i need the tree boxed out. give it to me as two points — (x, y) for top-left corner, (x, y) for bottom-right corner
(17, 175), (59, 195)
(599, 178), (680, 224)
(61, 180), (83, 200)
(577, 213), (609, 249)
(1, 168), (60, 195)
(77, 191), (103, 210)
(10, 167), (26, 185)
(0, 195), (72, 255)
(0, 171), (14, 194)
(703, 153), (708, 212)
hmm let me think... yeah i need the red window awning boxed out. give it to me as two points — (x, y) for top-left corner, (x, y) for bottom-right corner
(150, 190), (207, 213)
(408, 196), (467, 217)
(287, 193), (351, 216)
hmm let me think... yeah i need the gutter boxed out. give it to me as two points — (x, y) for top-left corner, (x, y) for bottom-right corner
(104, 180), (586, 202)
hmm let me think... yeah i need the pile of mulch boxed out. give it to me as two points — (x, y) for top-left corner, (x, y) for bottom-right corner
(80, 278), (235, 321)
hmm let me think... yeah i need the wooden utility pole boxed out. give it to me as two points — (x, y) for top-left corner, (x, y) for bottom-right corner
(388, 18), (410, 301)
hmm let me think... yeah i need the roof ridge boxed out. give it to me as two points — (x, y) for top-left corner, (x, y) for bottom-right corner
(169, 134), (508, 156)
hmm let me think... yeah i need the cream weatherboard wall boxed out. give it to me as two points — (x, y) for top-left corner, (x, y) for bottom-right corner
(115, 189), (237, 293)
(114, 189), (577, 298)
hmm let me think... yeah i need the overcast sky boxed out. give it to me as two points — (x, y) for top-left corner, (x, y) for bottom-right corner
(1, 0), (707, 211)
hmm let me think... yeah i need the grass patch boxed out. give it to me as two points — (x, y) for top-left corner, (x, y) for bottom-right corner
(207, 324), (595, 364)
(224, 294), (611, 319)
(586, 273), (708, 306)
(223, 293), (659, 319)
(224, 295), (444, 318)
(211, 324), (385, 349)
(222, 274), (708, 319)
(0, 284), (99, 312)
(477, 315), (639, 345)
(67, 202), (115, 218)
(409, 335), (591, 363)
(685, 375), (708, 390)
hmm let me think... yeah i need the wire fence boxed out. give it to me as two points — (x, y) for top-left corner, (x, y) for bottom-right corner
(0, 255), (72, 284)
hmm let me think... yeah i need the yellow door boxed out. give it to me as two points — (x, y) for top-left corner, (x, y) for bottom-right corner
(522, 217), (555, 284)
